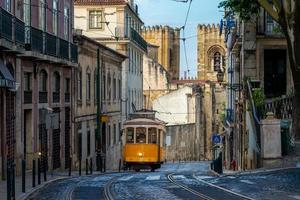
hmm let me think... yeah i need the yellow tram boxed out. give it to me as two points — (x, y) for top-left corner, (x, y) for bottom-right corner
(122, 111), (166, 171)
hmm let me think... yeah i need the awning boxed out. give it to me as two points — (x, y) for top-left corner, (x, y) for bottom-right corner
(0, 60), (15, 89)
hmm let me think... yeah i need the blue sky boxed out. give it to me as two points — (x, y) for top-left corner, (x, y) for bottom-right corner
(136, 0), (223, 77)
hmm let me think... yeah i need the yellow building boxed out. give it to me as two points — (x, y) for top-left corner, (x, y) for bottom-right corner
(142, 26), (180, 80)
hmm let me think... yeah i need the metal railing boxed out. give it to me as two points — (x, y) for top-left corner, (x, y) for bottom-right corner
(39, 91), (48, 103)
(71, 43), (78, 63)
(0, 8), (13, 41)
(130, 28), (147, 52)
(26, 26), (43, 53)
(59, 38), (69, 60)
(53, 92), (60, 103)
(45, 33), (57, 57)
(24, 91), (32, 104)
(15, 18), (25, 45)
(262, 96), (293, 120)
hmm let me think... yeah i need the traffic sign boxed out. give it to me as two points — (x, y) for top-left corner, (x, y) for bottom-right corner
(212, 133), (221, 144)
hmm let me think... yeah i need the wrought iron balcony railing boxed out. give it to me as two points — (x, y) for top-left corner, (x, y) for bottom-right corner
(39, 91), (48, 103)
(70, 43), (78, 63)
(45, 32), (57, 57)
(53, 92), (60, 103)
(24, 91), (32, 104)
(15, 18), (25, 45)
(59, 38), (69, 60)
(0, 8), (13, 41)
(130, 28), (147, 52)
(25, 26), (44, 53)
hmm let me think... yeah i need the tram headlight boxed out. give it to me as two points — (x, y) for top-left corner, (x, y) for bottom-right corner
(138, 152), (143, 157)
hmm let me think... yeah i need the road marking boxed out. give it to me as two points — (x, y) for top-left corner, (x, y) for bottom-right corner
(118, 176), (133, 181)
(145, 175), (161, 180)
(240, 180), (255, 185)
(290, 195), (300, 200)
(227, 176), (236, 179)
(172, 175), (185, 179)
(192, 174), (255, 200)
(195, 175), (213, 180)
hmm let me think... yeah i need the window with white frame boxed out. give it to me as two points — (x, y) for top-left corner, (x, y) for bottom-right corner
(39, 0), (46, 31)
(89, 10), (103, 29)
(64, 6), (70, 40)
(24, 0), (30, 25)
(53, 0), (58, 35)
(5, 0), (11, 12)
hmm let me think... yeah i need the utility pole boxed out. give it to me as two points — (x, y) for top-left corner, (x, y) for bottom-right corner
(96, 48), (103, 171)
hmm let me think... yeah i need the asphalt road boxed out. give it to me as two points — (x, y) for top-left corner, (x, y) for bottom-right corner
(26, 163), (300, 200)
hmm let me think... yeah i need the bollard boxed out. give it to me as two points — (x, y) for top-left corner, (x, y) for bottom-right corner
(100, 156), (103, 173)
(22, 160), (26, 193)
(118, 159), (121, 172)
(79, 159), (82, 176)
(103, 158), (106, 172)
(32, 160), (36, 188)
(38, 158), (41, 185)
(90, 158), (93, 175)
(86, 159), (88, 175)
(69, 157), (72, 176)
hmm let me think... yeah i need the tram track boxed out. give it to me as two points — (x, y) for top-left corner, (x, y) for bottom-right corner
(167, 173), (215, 200)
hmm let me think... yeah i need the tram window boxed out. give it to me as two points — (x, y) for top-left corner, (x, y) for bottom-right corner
(126, 128), (134, 143)
(148, 128), (157, 144)
(136, 127), (146, 143)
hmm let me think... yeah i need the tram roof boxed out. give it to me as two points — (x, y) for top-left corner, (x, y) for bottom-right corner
(123, 117), (166, 127)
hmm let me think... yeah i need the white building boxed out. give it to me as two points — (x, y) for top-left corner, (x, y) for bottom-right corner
(74, 0), (146, 123)
(153, 86), (196, 125)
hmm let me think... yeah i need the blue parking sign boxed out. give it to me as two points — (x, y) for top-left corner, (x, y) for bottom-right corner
(212, 133), (221, 144)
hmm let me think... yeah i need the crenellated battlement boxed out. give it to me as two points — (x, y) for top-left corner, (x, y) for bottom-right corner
(142, 25), (181, 33)
(197, 23), (220, 33)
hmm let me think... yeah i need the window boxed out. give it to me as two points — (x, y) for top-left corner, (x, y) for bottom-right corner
(126, 128), (134, 143)
(89, 10), (103, 29)
(94, 69), (97, 103)
(125, 13), (129, 37)
(148, 128), (157, 144)
(24, 72), (31, 91)
(118, 122), (121, 141)
(108, 125), (111, 147)
(86, 71), (91, 101)
(64, 6), (70, 40)
(24, 0), (30, 25)
(53, 0), (58, 35)
(53, 72), (60, 92)
(102, 72), (106, 100)
(65, 78), (70, 93)
(39, 70), (47, 92)
(113, 77), (116, 100)
(5, 0), (11, 12)
(113, 124), (116, 144)
(118, 79), (121, 100)
(214, 52), (221, 72)
(136, 127), (146, 143)
(107, 73), (111, 101)
(77, 70), (82, 100)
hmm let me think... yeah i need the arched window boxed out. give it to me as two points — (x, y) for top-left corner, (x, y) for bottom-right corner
(113, 74), (116, 100)
(214, 52), (221, 72)
(39, 70), (47, 92)
(77, 68), (82, 101)
(107, 72), (111, 101)
(53, 71), (60, 92)
(86, 68), (91, 102)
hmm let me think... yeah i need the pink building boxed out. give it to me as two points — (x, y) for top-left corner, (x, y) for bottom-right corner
(0, 0), (78, 194)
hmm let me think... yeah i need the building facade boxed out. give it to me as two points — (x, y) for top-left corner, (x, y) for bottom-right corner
(143, 44), (170, 109)
(0, 0), (78, 188)
(223, 8), (294, 170)
(142, 26), (180, 80)
(74, 0), (146, 123)
(74, 34), (126, 171)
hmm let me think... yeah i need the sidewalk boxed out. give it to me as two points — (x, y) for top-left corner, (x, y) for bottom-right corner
(0, 170), (97, 200)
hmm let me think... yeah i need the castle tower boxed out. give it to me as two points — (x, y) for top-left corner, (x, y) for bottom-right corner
(197, 24), (226, 81)
(142, 26), (180, 80)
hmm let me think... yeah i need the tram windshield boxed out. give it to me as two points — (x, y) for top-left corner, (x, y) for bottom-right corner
(136, 127), (146, 143)
(148, 128), (157, 144)
(126, 128), (134, 143)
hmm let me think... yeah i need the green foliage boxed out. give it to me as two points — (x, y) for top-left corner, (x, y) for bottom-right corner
(252, 88), (265, 108)
(219, 0), (260, 20)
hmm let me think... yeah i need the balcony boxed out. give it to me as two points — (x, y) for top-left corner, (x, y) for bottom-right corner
(130, 28), (147, 52)
(45, 33), (57, 57)
(59, 38), (69, 60)
(65, 93), (70, 103)
(0, 8), (13, 41)
(24, 91), (32, 104)
(15, 18), (25, 45)
(39, 91), (48, 103)
(25, 26), (44, 53)
(53, 92), (60, 103)
(71, 43), (78, 63)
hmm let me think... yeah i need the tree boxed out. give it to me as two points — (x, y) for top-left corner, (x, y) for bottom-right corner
(219, 0), (300, 139)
